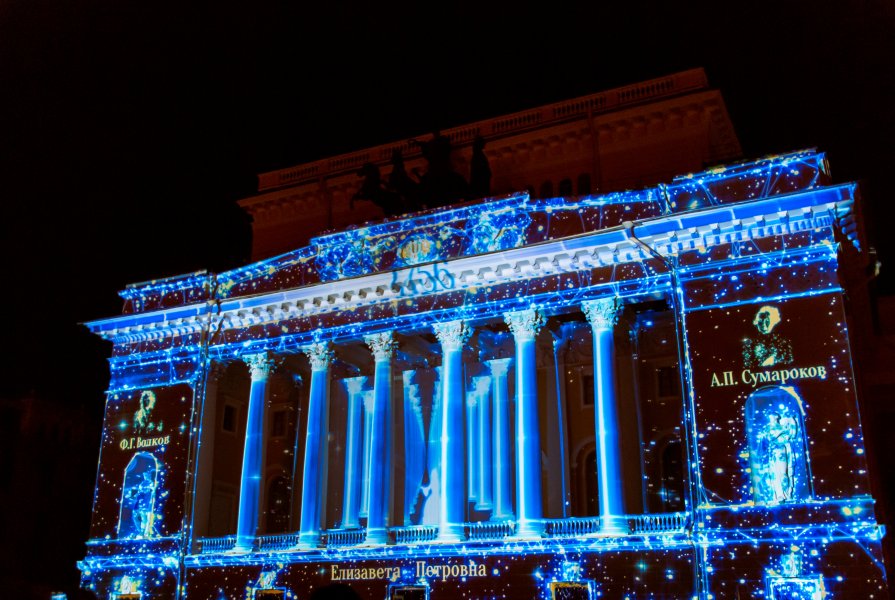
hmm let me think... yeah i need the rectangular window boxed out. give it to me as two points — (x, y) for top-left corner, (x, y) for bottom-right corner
(222, 404), (237, 433)
(271, 409), (287, 437)
(656, 365), (679, 399)
(390, 586), (428, 600)
(580, 373), (594, 406)
(549, 582), (592, 600)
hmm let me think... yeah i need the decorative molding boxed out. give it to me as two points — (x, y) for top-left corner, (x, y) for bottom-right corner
(433, 320), (471, 352)
(505, 308), (546, 342)
(88, 186), (848, 344)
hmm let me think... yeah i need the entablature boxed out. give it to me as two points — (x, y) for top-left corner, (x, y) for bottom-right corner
(89, 180), (855, 347)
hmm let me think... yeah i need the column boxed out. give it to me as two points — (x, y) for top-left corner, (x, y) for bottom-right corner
(466, 388), (479, 506)
(433, 320), (471, 542)
(341, 376), (368, 529)
(474, 375), (493, 511)
(485, 358), (513, 521)
(360, 390), (375, 520)
(298, 342), (333, 548)
(582, 297), (626, 533)
(548, 325), (574, 518)
(364, 331), (398, 544)
(236, 352), (279, 551)
(403, 371), (426, 525)
(505, 308), (546, 537)
(192, 361), (227, 547)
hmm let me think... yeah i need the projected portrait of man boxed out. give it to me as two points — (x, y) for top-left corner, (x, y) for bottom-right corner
(133, 390), (163, 433)
(743, 305), (794, 368)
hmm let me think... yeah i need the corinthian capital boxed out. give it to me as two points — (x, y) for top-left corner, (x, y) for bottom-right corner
(504, 308), (546, 342)
(485, 357), (513, 378)
(243, 353), (281, 381)
(304, 342), (334, 372)
(365, 331), (398, 362)
(582, 297), (622, 330)
(433, 320), (471, 352)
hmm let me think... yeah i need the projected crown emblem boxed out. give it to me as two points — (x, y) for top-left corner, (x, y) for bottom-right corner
(397, 234), (438, 266)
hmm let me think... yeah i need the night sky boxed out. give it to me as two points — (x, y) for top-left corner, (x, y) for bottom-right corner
(1, 0), (894, 593)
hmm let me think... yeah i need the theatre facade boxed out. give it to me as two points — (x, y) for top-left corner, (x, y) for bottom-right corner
(77, 146), (889, 599)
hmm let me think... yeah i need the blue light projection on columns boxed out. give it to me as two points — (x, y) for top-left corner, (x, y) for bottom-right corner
(505, 308), (546, 537)
(78, 150), (889, 600)
(360, 389), (374, 521)
(473, 375), (493, 511)
(582, 298), (626, 533)
(341, 376), (367, 529)
(364, 332), (398, 544)
(433, 320), (471, 542)
(485, 358), (514, 522)
(402, 371), (427, 525)
(298, 341), (333, 548)
(235, 353), (279, 551)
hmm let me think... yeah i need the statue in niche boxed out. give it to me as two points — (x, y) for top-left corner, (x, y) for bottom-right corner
(353, 162), (405, 217)
(743, 305), (794, 368)
(761, 410), (798, 502)
(119, 452), (159, 538)
(745, 386), (812, 505)
(411, 131), (469, 209)
(468, 135), (492, 199)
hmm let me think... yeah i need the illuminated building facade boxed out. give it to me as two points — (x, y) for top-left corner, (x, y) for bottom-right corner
(79, 72), (888, 599)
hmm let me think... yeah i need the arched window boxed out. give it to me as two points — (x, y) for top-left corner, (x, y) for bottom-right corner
(744, 386), (812, 504)
(659, 439), (685, 511)
(539, 180), (554, 199)
(118, 452), (160, 539)
(266, 476), (291, 533)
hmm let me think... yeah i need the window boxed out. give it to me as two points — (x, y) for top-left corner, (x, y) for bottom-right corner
(577, 173), (592, 196)
(580, 373), (594, 407)
(271, 409), (287, 437)
(222, 404), (237, 433)
(558, 178), (573, 196)
(656, 365), (680, 399)
(539, 180), (554, 199)
(253, 591), (284, 599)
(266, 476), (291, 533)
(549, 581), (592, 600)
(390, 585), (429, 600)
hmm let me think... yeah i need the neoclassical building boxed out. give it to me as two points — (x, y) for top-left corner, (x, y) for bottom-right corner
(79, 71), (888, 600)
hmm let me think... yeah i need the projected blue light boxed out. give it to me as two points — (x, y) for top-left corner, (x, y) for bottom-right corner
(78, 150), (888, 600)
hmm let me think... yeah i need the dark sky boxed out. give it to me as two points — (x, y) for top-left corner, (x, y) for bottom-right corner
(1, 1), (894, 407)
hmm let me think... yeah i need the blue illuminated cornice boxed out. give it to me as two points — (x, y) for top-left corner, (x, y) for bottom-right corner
(86, 181), (855, 348)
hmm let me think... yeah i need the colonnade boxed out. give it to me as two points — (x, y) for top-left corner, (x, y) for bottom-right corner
(225, 298), (625, 548)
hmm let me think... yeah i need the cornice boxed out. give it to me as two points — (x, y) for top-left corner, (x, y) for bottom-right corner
(87, 184), (853, 345)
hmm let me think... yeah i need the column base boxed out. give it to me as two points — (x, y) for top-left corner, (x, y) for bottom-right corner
(234, 535), (255, 552)
(299, 531), (322, 549)
(365, 527), (388, 545)
(436, 522), (465, 543)
(600, 514), (628, 535)
(514, 519), (544, 539)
